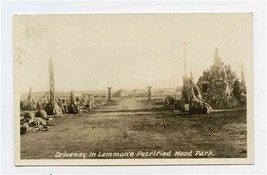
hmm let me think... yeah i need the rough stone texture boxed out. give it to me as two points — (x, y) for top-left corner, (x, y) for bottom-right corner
(189, 100), (212, 114)
(182, 76), (203, 103)
(24, 111), (35, 123)
(68, 91), (80, 114)
(70, 90), (76, 104)
(35, 110), (48, 119)
(197, 48), (239, 109)
(44, 102), (62, 115)
(68, 104), (80, 114)
(181, 76), (212, 114)
(33, 117), (47, 126)
(165, 95), (181, 108)
(20, 122), (29, 134)
(181, 104), (190, 112)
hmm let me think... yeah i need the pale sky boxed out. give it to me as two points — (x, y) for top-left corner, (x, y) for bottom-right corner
(14, 14), (253, 93)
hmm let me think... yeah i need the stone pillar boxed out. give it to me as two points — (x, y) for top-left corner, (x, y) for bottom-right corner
(147, 86), (152, 100)
(88, 98), (92, 110)
(107, 87), (112, 101)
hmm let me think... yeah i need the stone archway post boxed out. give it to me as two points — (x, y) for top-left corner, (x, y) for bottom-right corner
(107, 87), (112, 101)
(147, 86), (152, 100)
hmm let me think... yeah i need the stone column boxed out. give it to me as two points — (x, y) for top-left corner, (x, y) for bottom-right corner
(88, 98), (92, 110)
(147, 86), (152, 100)
(107, 87), (112, 101)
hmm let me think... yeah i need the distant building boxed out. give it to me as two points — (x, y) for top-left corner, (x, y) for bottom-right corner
(114, 89), (128, 97)
(153, 90), (167, 97)
(75, 93), (83, 97)
(132, 89), (139, 94)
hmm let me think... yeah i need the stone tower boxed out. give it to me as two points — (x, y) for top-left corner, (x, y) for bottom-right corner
(214, 48), (222, 66)
(49, 58), (55, 102)
(197, 48), (239, 108)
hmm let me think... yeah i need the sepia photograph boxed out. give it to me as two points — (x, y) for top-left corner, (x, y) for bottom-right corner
(14, 13), (253, 165)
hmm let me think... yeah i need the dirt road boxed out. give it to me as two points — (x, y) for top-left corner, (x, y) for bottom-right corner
(91, 97), (172, 116)
(21, 97), (247, 159)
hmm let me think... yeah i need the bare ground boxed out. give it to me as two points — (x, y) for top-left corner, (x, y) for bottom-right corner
(21, 97), (247, 159)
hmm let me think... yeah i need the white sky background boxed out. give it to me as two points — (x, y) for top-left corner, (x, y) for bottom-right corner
(14, 14), (252, 93)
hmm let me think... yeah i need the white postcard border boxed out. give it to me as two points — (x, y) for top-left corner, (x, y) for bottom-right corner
(1, 0), (266, 175)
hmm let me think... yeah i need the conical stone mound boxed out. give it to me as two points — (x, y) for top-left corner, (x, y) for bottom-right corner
(68, 90), (80, 114)
(22, 87), (37, 110)
(44, 101), (62, 115)
(182, 76), (202, 103)
(197, 48), (239, 109)
(181, 76), (212, 114)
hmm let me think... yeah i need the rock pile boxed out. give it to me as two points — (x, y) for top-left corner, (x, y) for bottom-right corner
(44, 101), (63, 115)
(157, 76), (212, 114)
(20, 110), (55, 134)
(164, 95), (181, 109)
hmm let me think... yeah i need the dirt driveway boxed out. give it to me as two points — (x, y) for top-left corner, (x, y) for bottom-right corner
(91, 97), (172, 116)
(21, 97), (247, 159)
